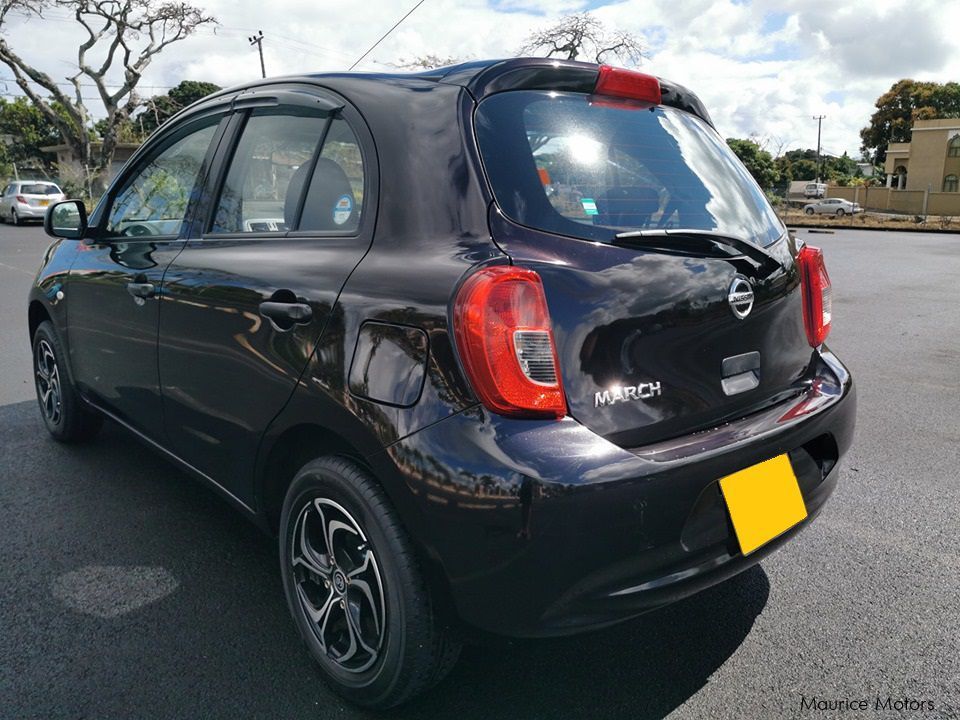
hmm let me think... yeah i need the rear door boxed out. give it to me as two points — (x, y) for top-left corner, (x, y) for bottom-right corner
(476, 91), (814, 448)
(158, 87), (376, 503)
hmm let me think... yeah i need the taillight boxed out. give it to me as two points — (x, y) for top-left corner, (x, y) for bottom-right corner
(594, 65), (661, 104)
(798, 245), (832, 347)
(15, 195), (27, 204)
(453, 266), (566, 418)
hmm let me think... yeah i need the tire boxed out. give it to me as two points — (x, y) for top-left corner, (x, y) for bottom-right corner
(805, 207), (815, 215)
(279, 456), (460, 709)
(32, 321), (102, 442)
(12, 208), (21, 226)
(836, 208), (846, 216)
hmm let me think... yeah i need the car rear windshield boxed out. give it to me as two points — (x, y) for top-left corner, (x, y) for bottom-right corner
(475, 91), (784, 247)
(20, 183), (60, 195)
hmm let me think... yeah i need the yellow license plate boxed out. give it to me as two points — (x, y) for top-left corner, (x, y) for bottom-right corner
(719, 454), (808, 555)
(39, 200), (50, 207)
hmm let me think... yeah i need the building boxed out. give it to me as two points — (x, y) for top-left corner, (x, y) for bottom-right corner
(39, 141), (141, 188)
(883, 118), (960, 193)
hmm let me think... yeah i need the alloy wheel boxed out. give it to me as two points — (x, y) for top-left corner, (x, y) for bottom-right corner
(35, 339), (63, 425)
(291, 497), (386, 673)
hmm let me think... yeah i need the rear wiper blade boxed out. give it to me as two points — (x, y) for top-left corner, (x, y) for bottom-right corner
(612, 229), (779, 269)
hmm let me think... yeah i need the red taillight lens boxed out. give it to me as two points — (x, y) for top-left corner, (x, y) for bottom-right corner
(15, 195), (27, 204)
(798, 245), (832, 347)
(453, 266), (566, 418)
(594, 65), (661, 104)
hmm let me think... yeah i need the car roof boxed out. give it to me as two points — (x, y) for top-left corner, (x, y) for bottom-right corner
(178, 58), (715, 129)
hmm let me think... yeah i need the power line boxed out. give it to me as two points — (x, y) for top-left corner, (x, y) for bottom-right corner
(348, 0), (427, 71)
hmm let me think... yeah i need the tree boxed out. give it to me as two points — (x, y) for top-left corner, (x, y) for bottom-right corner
(518, 13), (643, 66)
(0, 96), (68, 176)
(0, 0), (216, 193)
(727, 138), (779, 190)
(135, 80), (222, 135)
(860, 79), (960, 163)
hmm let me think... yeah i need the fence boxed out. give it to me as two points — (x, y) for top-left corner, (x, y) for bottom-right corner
(825, 186), (960, 216)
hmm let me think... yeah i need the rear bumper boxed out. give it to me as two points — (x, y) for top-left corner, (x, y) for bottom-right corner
(373, 349), (855, 637)
(14, 204), (49, 219)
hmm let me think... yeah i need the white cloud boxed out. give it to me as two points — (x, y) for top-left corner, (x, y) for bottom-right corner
(0, 0), (956, 158)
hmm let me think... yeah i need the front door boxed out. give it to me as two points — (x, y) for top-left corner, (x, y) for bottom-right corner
(66, 114), (226, 440)
(158, 90), (376, 504)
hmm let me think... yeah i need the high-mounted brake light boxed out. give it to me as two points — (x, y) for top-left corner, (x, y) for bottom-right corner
(594, 65), (661, 105)
(453, 266), (566, 418)
(798, 245), (832, 347)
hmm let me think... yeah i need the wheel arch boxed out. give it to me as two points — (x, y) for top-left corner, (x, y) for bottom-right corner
(258, 422), (370, 536)
(256, 420), (461, 628)
(28, 300), (51, 342)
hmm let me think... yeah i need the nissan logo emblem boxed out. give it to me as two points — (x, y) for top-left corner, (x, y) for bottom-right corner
(727, 277), (755, 319)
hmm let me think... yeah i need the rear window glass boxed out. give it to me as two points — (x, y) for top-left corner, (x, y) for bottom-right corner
(475, 92), (783, 247)
(20, 183), (60, 195)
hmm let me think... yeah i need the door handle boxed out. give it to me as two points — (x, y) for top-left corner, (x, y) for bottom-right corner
(259, 300), (313, 326)
(126, 281), (156, 299)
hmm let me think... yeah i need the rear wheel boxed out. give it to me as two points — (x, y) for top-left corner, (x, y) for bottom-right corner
(12, 208), (21, 225)
(32, 321), (102, 442)
(279, 456), (460, 709)
(836, 208), (846, 216)
(805, 207), (815, 215)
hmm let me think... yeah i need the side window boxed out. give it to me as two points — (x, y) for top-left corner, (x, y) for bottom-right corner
(211, 111), (327, 233)
(106, 120), (218, 237)
(299, 117), (364, 232)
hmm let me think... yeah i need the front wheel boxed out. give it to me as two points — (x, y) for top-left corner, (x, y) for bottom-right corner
(279, 456), (460, 709)
(836, 208), (846, 216)
(32, 321), (102, 442)
(805, 207), (815, 215)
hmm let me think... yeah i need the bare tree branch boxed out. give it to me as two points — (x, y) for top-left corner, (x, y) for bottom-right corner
(0, 0), (216, 193)
(390, 54), (462, 70)
(518, 13), (644, 66)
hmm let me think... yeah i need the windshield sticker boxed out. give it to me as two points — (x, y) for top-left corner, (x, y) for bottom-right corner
(580, 198), (598, 216)
(333, 195), (353, 225)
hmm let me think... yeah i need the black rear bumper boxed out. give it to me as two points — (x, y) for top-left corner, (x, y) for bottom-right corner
(372, 349), (856, 637)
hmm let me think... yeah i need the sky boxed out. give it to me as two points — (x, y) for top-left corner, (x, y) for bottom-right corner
(1, 0), (958, 159)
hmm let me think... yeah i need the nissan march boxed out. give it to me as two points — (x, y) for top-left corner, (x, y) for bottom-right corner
(29, 58), (856, 709)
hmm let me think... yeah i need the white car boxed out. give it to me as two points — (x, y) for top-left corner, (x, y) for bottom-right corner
(804, 182), (827, 198)
(0, 181), (66, 225)
(804, 197), (861, 216)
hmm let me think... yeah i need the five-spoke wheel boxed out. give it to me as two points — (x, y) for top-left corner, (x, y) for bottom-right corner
(291, 497), (386, 673)
(280, 457), (460, 709)
(35, 338), (63, 426)
(32, 321), (102, 442)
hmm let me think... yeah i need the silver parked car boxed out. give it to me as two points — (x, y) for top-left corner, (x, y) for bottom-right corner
(804, 197), (861, 216)
(0, 181), (66, 225)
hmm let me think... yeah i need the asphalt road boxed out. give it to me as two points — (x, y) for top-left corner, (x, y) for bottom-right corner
(2, 223), (959, 720)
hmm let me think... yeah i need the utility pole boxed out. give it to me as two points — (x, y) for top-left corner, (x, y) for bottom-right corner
(249, 30), (266, 79)
(812, 115), (826, 182)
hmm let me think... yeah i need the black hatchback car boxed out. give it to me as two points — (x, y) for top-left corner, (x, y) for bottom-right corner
(30, 58), (855, 708)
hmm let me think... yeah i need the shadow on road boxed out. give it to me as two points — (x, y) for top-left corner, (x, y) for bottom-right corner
(405, 566), (768, 720)
(1, 400), (768, 720)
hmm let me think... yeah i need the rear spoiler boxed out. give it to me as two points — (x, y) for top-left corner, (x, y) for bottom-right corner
(436, 57), (715, 129)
